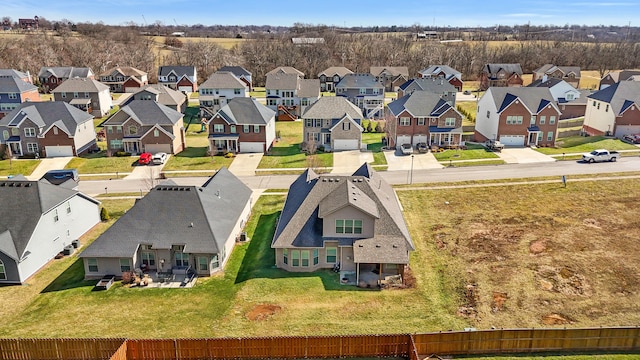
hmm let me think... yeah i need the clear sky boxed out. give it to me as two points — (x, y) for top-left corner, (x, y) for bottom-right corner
(3, 0), (639, 27)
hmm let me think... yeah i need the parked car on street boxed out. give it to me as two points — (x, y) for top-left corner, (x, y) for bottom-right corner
(138, 152), (152, 165)
(152, 152), (168, 165)
(400, 143), (413, 155)
(582, 149), (620, 163)
(621, 134), (640, 144)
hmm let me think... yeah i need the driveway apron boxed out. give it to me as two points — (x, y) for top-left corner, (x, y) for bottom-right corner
(331, 150), (373, 174)
(228, 153), (264, 176)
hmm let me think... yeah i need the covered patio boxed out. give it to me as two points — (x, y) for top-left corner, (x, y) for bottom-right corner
(128, 269), (197, 289)
(208, 134), (238, 155)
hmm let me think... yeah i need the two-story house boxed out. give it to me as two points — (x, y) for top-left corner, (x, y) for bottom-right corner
(370, 66), (409, 92)
(103, 100), (185, 155)
(0, 69), (33, 84)
(532, 64), (581, 89)
(0, 102), (96, 157)
(98, 66), (149, 93)
(265, 73), (319, 119)
(418, 65), (463, 91)
(318, 67), (353, 92)
(385, 90), (463, 149)
(475, 87), (561, 147)
(527, 78), (590, 119)
(206, 97), (276, 154)
(335, 74), (384, 119)
(0, 76), (40, 118)
(198, 71), (249, 119)
(51, 78), (112, 117)
(272, 163), (414, 287)
(582, 82), (640, 137)
(0, 177), (101, 285)
(130, 84), (187, 113)
(218, 66), (252, 91)
(38, 67), (95, 93)
(479, 63), (523, 91)
(302, 96), (364, 151)
(396, 78), (457, 104)
(599, 69), (640, 90)
(157, 66), (198, 93)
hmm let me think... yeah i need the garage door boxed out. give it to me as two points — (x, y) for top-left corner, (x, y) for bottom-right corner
(499, 135), (525, 146)
(615, 125), (640, 138)
(412, 134), (427, 146)
(239, 142), (264, 153)
(396, 135), (411, 149)
(333, 139), (358, 151)
(145, 144), (171, 154)
(46, 145), (73, 157)
(178, 86), (193, 93)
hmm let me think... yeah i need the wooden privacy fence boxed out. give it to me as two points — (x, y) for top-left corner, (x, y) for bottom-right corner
(0, 327), (638, 360)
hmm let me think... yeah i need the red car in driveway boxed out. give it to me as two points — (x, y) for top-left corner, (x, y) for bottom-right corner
(138, 152), (152, 165)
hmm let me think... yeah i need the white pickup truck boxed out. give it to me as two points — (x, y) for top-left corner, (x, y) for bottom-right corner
(582, 149), (620, 163)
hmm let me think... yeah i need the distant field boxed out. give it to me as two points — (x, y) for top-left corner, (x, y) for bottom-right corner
(150, 36), (248, 49)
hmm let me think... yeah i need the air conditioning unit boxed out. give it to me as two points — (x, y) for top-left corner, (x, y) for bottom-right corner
(238, 232), (248, 242)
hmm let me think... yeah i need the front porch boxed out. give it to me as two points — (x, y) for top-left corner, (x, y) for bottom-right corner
(208, 134), (239, 155)
(428, 127), (463, 147)
(122, 138), (142, 155)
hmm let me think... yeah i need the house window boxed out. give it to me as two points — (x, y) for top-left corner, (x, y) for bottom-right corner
(27, 143), (38, 153)
(538, 132), (543, 141)
(214, 124), (224, 133)
(547, 131), (553, 141)
(66, 201), (71, 214)
(400, 117), (410, 126)
(110, 140), (123, 149)
(254, 125), (260, 133)
(605, 104), (609, 112)
(24, 128), (36, 137)
(8, 93), (17, 99)
(141, 251), (155, 267)
(230, 125), (236, 133)
(597, 103), (600, 110)
(335, 219), (362, 234)
(283, 249), (288, 265)
(53, 127), (59, 135)
(486, 110), (490, 118)
(119, 258), (131, 272)
(154, 129), (160, 137)
(73, 92), (79, 98)
(342, 122), (350, 131)
(301, 98), (309, 106)
(301, 250), (310, 267)
(326, 247), (337, 263)
(593, 101), (596, 107)
(212, 254), (219, 268)
(445, 118), (456, 127)
(291, 250), (300, 267)
(417, 118), (426, 126)
(2, 130), (8, 140)
(175, 252), (189, 267)
(359, 88), (366, 94)
(87, 258), (98, 273)
(313, 249), (319, 265)
(84, 92), (90, 98)
(550, 116), (556, 125)
(234, 89), (241, 95)
(566, 93), (575, 100)
(530, 116), (536, 125)
(128, 126), (137, 135)
(373, 88), (380, 95)
(53, 209), (59, 222)
(540, 116), (546, 125)
(267, 99), (277, 106)
(243, 125), (250, 133)
(198, 256), (209, 271)
(61, 92), (66, 98)
(107, 126), (113, 134)
(117, 126), (122, 133)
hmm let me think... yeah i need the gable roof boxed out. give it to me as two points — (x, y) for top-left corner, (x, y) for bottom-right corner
(335, 73), (384, 89)
(38, 67), (93, 79)
(533, 64), (581, 78)
(218, 66), (252, 78)
(0, 76), (38, 93)
(51, 78), (110, 93)
(99, 66), (147, 78)
(200, 71), (247, 89)
(0, 102), (94, 132)
(388, 91), (453, 117)
(527, 77), (564, 88)
(214, 97), (275, 125)
(105, 100), (183, 126)
(0, 69), (31, 80)
(302, 96), (363, 119)
(398, 78), (457, 93)
(486, 87), (559, 114)
(266, 66), (304, 77)
(483, 63), (523, 76)
(602, 69), (640, 83)
(272, 164), (413, 263)
(318, 67), (353, 78)
(588, 81), (640, 115)
(418, 65), (461, 79)
(133, 84), (185, 107)
(265, 73), (299, 90)
(80, 168), (251, 258)
(370, 66), (409, 77)
(0, 179), (98, 261)
(297, 79), (320, 98)
(158, 66), (196, 77)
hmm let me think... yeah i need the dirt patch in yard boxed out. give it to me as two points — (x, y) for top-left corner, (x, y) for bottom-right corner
(246, 304), (282, 321)
(535, 265), (592, 296)
(542, 313), (574, 325)
(529, 239), (547, 254)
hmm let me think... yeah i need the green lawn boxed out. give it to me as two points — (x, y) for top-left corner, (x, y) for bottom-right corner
(362, 131), (387, 166)
(65, 154), (137, 174)
(433, 143), (499, 161)
(249, 86), (266, 98)
(457, 101), (477, 122)
(259, 121), (333, 169)
(163, 147), (234, 171)
(0, 159), (41, 176)
(536, 136), (638, 155)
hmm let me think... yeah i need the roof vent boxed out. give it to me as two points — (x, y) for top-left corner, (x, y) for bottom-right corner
(392, 245), (398, 248)
(322, 178), (327, 182)
(375, 245), (381, 248)
(189, 222), (194, 227)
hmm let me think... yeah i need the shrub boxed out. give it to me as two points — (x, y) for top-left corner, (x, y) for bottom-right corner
(114, 151), (132, 157)
(375, 122), (383, 133)
(366, 121), (374, 133)
(224, 152), (235, 158)
(100, 207), (110, 221)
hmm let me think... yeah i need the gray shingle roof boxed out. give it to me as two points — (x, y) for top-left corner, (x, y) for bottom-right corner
(265, 73), (298, 90)
(51, 78), (109, 93)
(104, 100), (183, 126)
(80, 168), (251, 258)
(486, 87), (559, 114)
(335, 73), (384, 89)
(318, 67), (353, 78)
(484, 63), (523, 76)
(215, 97), (275, 125)
(0, 76), (38, 93)
(0, 69), (30, 80)
(200, 71), (247, 89)
(272, 164), (413, 264)
(38, 67), (93, 79)
(0, 102), (94, 134)
(98, 66), (146, 78)
(527, 77), (564, 88)
(298, 79), (320, 98)
(419, 65), (461, 79)
(603, 69), (640, 82)
(218, 66), (252, 77)
(398, 78), (456, 93)
(370, 66), (409, 77)
(266, 66), (304, 77)
(0, 179), (97, 261)
(534, 64), (581, 78)
(302, 96), (363, 119)
(158, 66), (196, 77)
(133, 84), (185, 107)
(388, 91), (452, 117)
(588, 81), (640, 115)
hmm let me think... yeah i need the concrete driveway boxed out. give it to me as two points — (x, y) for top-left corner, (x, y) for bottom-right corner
(27, 157), (73, 180)
(331, 150), (373, 174)
(497, 148), (556, 164)
(384, 150), (443, 171)
(125, 155), (170, 180)
(229, 153), (263, 176)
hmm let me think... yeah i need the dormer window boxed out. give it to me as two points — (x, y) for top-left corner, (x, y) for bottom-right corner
(335, 219), (362, 234)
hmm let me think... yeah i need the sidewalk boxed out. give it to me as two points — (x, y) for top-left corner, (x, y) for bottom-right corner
(27, 157), (73, 180)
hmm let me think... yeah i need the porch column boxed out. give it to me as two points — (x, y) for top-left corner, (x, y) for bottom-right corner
(356, 263), (360, 284)
(379, 263), (383, 282)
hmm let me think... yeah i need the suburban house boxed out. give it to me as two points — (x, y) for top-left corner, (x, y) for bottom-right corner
(370, 66), (409, 92)
(599, 69), (640, 90)
(0, 177), (100, 284)
(527, 78), (590, 119)
(265, 73), (319, 119)
(0, 102), (96, 157)
(532, 64), (581, 89)
(335, 74), (384, 119)
(396, 78), (457, 104)
(198, 71), (249, 119)
(0, 69), (33, 84)
(301, 96), (364, 151)
(0, 76), (40, 118)
(385, 90), (463, 149)
(18, 17), (38, 30)
(103, 100), (185, 155)
(130, 84), (187, 113)
(218, 66), (252, 91)
(206, 97), (276, 154)
(157, 66), (198, 93)
(266, 66), (305, 77)
(271, 163), (414, 286)
(318, 66), (353, 92)
(475, 87), (561, 147)
(479, 63), (523, 91)
(418, 65), (463, 91)
(52, 78), (113, 117)
(582, 81), (640, 137)
(79, 168), (252, 280)
(38, 67), (95, 93)
(98, 66), (149, 93)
